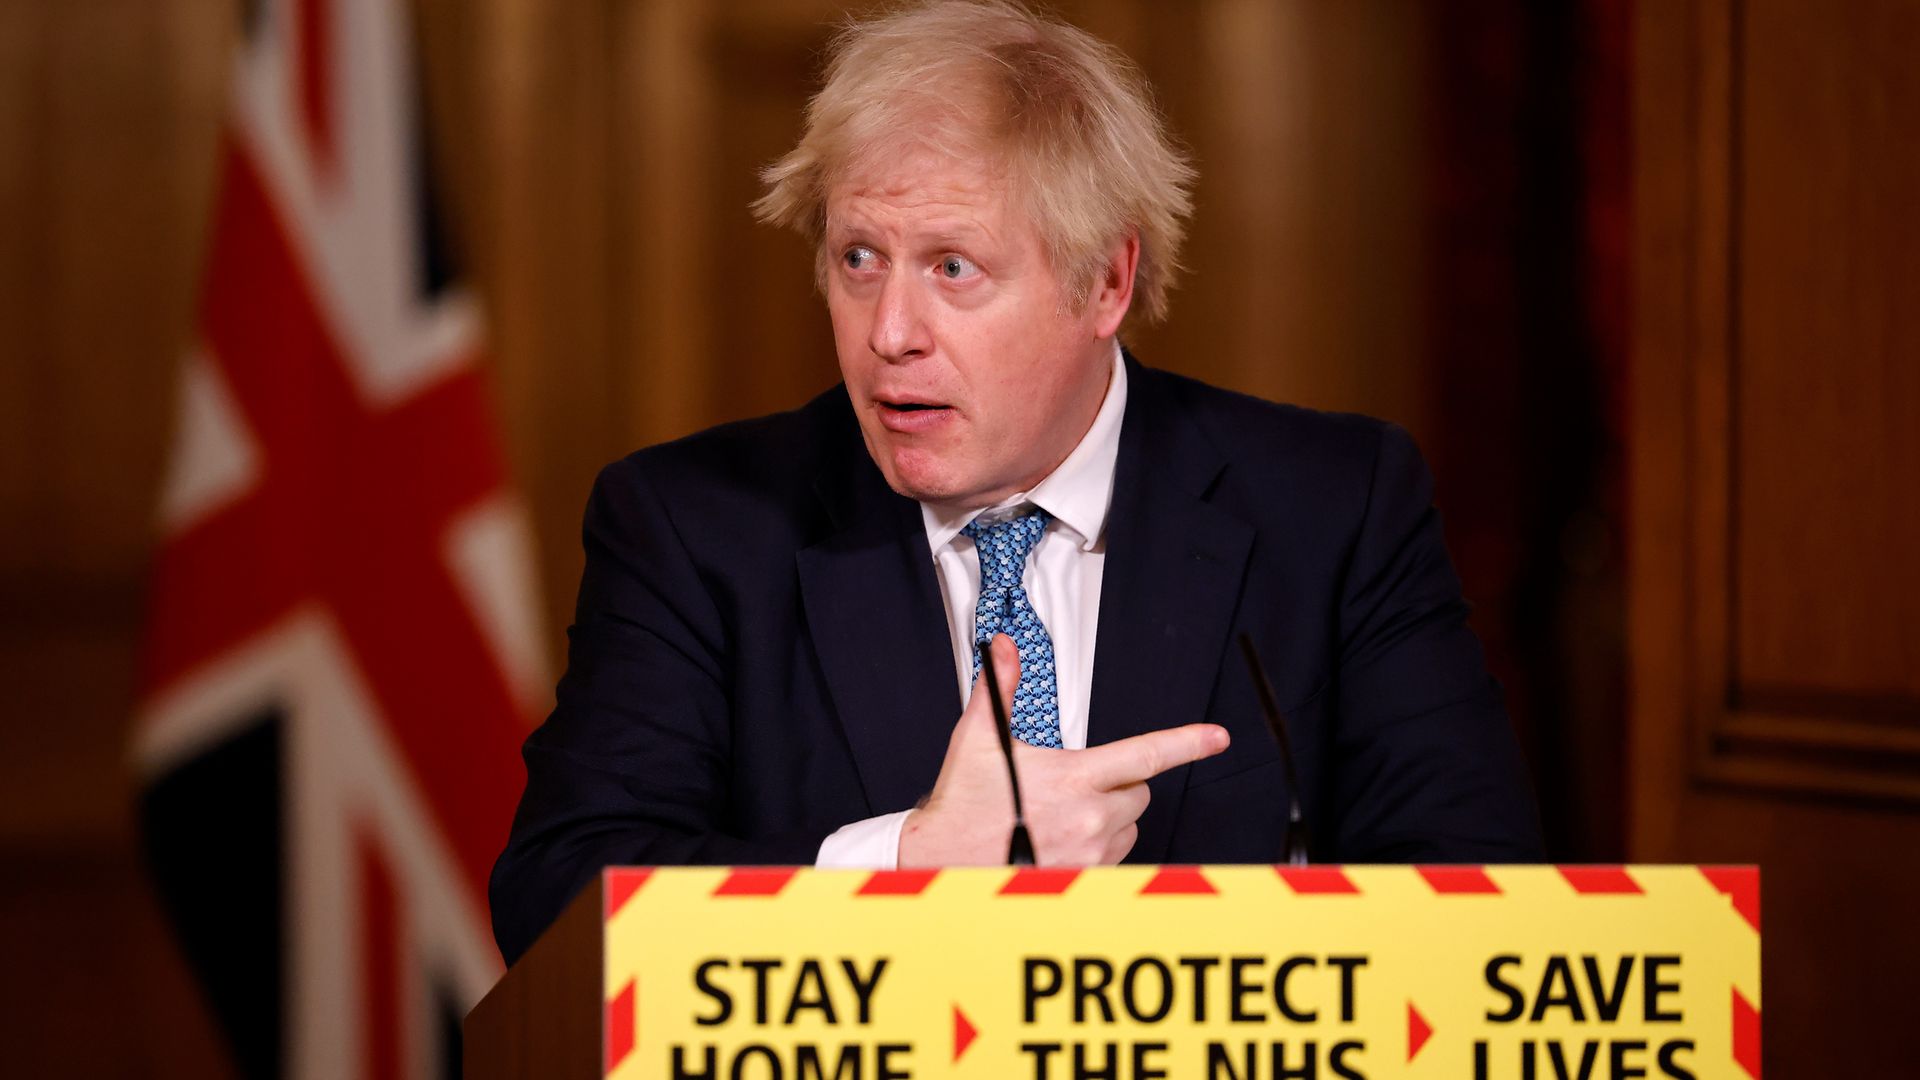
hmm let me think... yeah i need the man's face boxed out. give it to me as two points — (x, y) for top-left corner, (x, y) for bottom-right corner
(824, 147), (1116, 508)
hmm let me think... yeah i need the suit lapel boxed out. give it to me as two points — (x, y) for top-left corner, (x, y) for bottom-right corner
(1089, 359), (1254, 862)
(798, 438), (961, 816)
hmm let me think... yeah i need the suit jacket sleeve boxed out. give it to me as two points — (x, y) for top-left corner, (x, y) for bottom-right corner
(489, 456), (835, 964)
(1325, 423), (1544, 862)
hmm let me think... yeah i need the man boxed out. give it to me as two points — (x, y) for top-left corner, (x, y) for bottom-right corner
(490, 0), (1540, 965)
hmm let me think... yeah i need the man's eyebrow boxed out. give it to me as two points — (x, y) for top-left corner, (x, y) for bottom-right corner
(823, 222), (889, 249)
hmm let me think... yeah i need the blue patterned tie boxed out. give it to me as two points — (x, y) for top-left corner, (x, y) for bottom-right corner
(962, 509), (1062, 748)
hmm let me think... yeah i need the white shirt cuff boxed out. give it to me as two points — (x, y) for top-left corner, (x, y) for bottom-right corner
(815, 810), (912, 870)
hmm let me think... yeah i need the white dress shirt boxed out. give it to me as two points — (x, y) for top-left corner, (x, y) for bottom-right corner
(815, 343), (1128, 868)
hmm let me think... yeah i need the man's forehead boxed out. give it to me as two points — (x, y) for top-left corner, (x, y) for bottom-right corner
(827, 192), (997, 232)
(821, 164), (1013, 235)
(829, 141), (1008, 207)
(829, 153), (998, 199)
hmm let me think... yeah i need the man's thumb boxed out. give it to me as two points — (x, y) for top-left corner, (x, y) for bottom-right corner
(987, 632), (1021, 715)
(959, 633), (1022, 733)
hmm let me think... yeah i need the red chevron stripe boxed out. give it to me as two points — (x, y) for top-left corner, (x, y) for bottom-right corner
(1558, 866), (1642, 894)
(605, 980), (636, 1074)
(1732, 988), (1761, 1078)
(998, 868), (1080, 895)
(1141, 867), (1217, 894)
(1277, 866), (1360, 894)
(713, 868), (799, 897)
(857, 869), (940, 896)
(1700, 867), (1761, 933)
(604, 869), (653, 920)
(1417, 866), (1502, 894)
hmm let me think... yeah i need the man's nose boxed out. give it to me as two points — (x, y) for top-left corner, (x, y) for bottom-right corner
(867, 270), (933, 362)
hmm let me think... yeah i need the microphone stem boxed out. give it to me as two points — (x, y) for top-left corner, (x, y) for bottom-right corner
(979, 640), (1037, 865)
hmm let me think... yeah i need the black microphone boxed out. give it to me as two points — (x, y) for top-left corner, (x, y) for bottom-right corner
(1237, 633), (1311, 866)
(977, 639), (1037, 865)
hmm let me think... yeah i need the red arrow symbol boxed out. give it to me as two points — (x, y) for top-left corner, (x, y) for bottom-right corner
(954, 1004), (978, 1063)
(1408, 1001), (1433, 1062)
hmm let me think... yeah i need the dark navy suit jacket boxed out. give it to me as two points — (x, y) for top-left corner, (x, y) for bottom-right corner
(490, 355), (1542, 963)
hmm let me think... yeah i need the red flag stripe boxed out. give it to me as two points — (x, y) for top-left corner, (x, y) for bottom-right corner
(359, 831), (403, 1080)
(143, 143), (525, 895)
(295, 0), (336, 178)
(144, 6), (532, 1078)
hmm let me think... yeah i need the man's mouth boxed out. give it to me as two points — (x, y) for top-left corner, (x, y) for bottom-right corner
(877, 394), (956, 414)
(875, 399), (956, 432)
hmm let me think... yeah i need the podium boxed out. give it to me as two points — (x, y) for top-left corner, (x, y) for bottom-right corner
(466, 865), (1760, 1079)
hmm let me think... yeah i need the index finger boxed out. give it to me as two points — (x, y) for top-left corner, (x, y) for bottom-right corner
(1079, 724), (1230, 790)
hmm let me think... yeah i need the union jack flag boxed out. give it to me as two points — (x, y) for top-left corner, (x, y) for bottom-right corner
(133, 1), (543, 1076)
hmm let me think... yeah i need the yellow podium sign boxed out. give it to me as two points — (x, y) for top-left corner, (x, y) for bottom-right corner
(599, 866), (1759, 1080)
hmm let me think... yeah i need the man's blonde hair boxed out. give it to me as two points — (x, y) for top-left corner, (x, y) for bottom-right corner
(753, 0), (1196, 322)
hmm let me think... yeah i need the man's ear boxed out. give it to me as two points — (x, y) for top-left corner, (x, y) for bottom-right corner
(1089, 232), (1140, 338)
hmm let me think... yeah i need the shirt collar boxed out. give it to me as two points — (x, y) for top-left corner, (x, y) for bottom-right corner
(920, 341), (1128, 555)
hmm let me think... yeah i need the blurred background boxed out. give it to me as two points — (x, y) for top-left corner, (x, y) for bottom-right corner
(1, 0), (1913, 1075)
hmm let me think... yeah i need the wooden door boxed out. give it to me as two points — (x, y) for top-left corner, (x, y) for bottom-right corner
(1630, 0), (1920, 1073)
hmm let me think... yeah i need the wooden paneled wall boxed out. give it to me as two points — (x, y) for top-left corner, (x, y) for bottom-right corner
(1630, 0), (1920, 1072)
(1, 2), (1438, 1073)
(0, 2), (237, 1075)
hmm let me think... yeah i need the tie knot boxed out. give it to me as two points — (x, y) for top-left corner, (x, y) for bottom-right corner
(961, 508), (1051, 589)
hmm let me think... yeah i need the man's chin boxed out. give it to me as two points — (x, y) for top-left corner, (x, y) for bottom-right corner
(874, 448), (975, 505)
(880, 468), (966, 505)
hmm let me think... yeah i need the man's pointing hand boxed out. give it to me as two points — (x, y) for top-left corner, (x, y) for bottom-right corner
(899, 633), (1230, 867)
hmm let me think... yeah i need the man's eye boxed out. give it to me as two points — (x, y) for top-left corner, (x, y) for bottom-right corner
(843, 246), (877, 271)
(939, 254), (979, 280)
